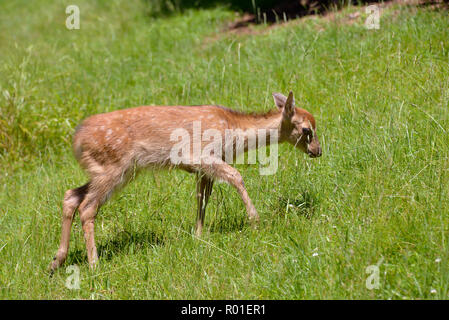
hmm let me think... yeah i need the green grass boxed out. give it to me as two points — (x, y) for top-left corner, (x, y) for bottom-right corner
(1, 0), (449, 299)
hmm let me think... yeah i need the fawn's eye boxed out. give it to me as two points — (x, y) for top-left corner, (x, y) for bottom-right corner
(302, 127), (312, 137)
(302, 127), (313, 143)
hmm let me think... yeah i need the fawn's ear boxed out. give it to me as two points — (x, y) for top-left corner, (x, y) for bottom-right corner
(272, 93), (287, 109)
(283, 91), (295, 118)
(273, 91), (295, 119)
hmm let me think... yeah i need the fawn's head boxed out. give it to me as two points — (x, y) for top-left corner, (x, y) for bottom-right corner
(273, 91), (322, 158)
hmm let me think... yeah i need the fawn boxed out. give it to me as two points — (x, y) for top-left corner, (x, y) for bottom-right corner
(50, 91), (321, 271)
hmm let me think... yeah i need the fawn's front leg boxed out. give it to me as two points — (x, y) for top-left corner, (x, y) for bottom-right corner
(197, 158), (259, 223)
(195, 172), (214, 237)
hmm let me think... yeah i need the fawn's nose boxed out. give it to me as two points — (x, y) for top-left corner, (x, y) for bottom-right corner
(307, 146), (322, 158)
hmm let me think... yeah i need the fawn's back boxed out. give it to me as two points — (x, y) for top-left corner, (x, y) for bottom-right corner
(73, 105), (241, 172)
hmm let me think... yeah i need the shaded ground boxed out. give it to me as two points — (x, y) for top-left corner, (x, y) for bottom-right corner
(145, 0), (387, 20)
(227, 0), (449, 29)
(144, 0), (448, 30)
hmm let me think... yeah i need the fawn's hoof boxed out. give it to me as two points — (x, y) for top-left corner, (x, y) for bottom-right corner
(248, 212), (260, 228)
(48, 257), (60, 277)
(89, 258), (99, 270)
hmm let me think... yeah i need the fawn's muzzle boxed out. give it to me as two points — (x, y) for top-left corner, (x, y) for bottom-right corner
(307, 144), (322, 158)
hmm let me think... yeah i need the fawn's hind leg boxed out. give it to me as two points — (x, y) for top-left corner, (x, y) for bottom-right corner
(78, 171), (129, 269)
(195, 172), (214, 237)
(78, 195), (100, 269)
(50, 183), (89, 272)
(51, 167), (130, 271)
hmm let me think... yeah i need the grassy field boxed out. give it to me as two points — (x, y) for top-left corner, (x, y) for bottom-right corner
(0, 0), (448, 299)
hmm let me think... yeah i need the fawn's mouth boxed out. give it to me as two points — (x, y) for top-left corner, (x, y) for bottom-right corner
(307, 149), (322, 158)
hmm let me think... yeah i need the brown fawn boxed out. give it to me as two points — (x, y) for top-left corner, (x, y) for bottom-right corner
(50, 91), (321, 271)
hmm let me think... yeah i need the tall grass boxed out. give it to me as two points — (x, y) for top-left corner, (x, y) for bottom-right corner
(0, 0), (448, 299)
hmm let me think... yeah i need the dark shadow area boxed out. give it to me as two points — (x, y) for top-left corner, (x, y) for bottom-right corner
(207, 185), (248, 233)
(276, 189), (320, 219)
(208, 214), (247, 233)
(143, 0), (448, 29)
(143, 0), (388, 24)
(416, 0), (449, 8)
(66, 229), (165, 265)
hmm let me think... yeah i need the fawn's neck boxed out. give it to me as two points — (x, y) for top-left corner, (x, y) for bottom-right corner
(227, 109), (283, 149)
